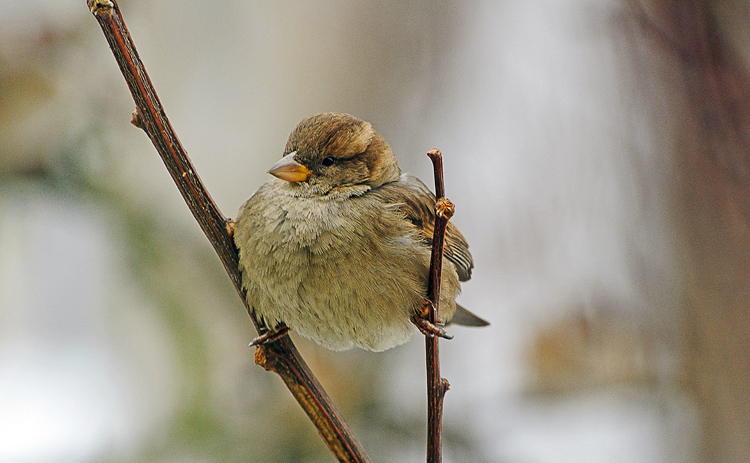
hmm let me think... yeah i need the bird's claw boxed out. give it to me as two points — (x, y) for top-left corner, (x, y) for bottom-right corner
(249, 324), (290, 347)
(411, 300), (453, 340)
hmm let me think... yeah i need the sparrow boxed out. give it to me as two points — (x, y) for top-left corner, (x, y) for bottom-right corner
(234, 113), (488, 351)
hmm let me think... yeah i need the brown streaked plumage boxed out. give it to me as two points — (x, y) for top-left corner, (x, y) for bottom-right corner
(234, 113), (487, 352)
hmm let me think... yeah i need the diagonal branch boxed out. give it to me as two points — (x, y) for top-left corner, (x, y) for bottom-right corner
(424, 148), (454, 463)
(86, 1), (370, 461)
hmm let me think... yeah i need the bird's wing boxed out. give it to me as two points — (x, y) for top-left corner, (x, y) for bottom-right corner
(374, 174), (474, 281)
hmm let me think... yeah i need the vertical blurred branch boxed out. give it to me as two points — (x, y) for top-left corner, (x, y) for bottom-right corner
(636, 0), (750, 460)
(86, 1), (371, 461)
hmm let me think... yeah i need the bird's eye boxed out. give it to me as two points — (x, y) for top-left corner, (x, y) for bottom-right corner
(321, 156), (336, 167)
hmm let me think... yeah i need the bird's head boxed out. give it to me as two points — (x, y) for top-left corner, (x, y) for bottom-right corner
(268, 113), (401, 196)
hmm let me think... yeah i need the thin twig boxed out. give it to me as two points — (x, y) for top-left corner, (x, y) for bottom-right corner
(424, 148), (454, 463)
(87, 1), (370, 461)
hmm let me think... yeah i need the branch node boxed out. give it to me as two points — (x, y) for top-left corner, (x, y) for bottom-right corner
(254, 345), (270, 370)
(441, 378), (451, 394)
(130, 108), (144, 129)
(435, 198), (454, 220)
(88, 0), (114, 16)
(225, 219), (236, 238)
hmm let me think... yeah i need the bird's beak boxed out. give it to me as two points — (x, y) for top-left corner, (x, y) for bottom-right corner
(267, 151), (311, 183)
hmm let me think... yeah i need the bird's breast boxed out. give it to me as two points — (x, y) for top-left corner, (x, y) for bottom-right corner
(234, 184), (429, 350)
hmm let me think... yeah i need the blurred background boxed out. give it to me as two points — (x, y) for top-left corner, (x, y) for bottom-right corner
(1, 0), (749, 461)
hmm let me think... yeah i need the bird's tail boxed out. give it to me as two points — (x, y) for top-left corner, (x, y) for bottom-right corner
(449, 304), (490, 327)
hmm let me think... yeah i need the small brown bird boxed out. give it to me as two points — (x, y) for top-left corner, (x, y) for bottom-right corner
(234, 113), (487, 351)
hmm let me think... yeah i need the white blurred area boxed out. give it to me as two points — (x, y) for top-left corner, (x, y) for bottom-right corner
(0, 186), (188, 461)
(4, 0), (749, 462)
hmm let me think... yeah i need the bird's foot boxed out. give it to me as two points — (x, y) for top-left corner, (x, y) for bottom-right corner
(249, 323), (290, 347)
(411, 300), (453, 340)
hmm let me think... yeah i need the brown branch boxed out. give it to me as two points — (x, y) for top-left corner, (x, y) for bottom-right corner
(86, 1), (370, 462)
(424, 148), (453, 463)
